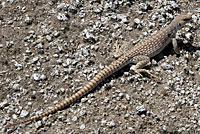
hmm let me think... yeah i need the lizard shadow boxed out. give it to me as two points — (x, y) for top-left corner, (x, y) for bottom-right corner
(152, 39), (200, 62)
(98, 39), (200, 83)
(62, 39), (200, 110)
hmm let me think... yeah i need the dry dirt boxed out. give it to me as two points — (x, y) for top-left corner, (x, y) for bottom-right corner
(0, 0), (200, 134)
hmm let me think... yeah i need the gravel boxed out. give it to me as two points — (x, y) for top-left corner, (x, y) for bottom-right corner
(0, 0), (199, 133)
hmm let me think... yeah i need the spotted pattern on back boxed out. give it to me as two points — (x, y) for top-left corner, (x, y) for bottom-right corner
(4, 14), (192, 129)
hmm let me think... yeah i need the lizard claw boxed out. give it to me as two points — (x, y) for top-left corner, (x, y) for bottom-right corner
(131, 67), (158, 79)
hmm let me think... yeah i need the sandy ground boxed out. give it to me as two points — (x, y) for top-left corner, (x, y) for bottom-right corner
(0, 0), (200, 134)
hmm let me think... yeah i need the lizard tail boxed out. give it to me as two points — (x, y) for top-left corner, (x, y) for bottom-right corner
(5, 57), (127, 128)
(6, 78), (98, 128)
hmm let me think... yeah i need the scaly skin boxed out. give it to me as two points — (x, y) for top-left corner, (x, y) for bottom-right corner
(5, 14), (192, 128)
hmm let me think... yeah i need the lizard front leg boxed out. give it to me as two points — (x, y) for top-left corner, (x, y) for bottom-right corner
(172, 38), (180, 54)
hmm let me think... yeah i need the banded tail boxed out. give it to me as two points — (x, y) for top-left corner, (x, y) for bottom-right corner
(6, 55), (129, 128)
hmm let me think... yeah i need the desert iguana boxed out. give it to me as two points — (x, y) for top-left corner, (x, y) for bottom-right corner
(5, 14), (192, 128)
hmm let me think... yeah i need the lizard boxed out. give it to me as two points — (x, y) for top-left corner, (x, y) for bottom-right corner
(5, 13), (192, 128)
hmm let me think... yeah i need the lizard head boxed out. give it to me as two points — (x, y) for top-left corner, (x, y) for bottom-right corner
(171, 14), (192, 30)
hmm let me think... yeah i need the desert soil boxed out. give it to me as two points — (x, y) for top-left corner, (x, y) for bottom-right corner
(0, 0), (200, 134)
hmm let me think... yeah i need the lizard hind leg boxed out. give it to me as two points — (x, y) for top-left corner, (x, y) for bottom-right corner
(130, 55), (158, 78)
(113, 39), (131, 58)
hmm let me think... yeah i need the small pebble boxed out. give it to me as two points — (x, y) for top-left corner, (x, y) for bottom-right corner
(0, 101), (9, 109)
(57, 13), (68, 21)
(80, 124), (86, 130)
(20, 110), (29, 118)
(107, 120), (115, 128)
(136, 105), (147, 115)
(161, 63), (174, 70)
(35, 121), (42, 129)
(134, 18), (141, 24)
(32, 73), (41, 81)
(72, 116), (78, 122)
